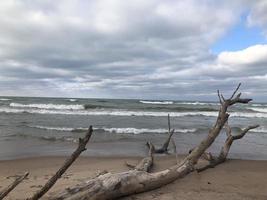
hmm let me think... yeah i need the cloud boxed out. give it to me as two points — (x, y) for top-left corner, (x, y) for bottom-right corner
(247, 0), (267, 37)
(0, 0), (266, 101)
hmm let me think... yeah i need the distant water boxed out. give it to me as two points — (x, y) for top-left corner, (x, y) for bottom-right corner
(0, 97), (267, 160)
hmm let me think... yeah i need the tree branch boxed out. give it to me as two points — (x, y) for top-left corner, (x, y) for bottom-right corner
(28, 126), (93, 200)
(197, 124), (259, 172)
(0, 172), (29, 200)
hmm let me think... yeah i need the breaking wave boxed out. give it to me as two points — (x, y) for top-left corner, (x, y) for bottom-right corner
(10, 103), (84, 110)
(139, 100), (173, 105)
(250, 127), (267, 133)
(176, 101), (220, 106)
(249, 107), (267, 113)
(68, 99), (77, 102)
(28, 125), (197, 134)
(0, 98), (11, 101)
(1, 107), (267, 118)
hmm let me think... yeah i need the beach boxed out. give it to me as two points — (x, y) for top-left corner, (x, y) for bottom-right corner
(1, 97), (267, 199)
(0, 156), (267, 200)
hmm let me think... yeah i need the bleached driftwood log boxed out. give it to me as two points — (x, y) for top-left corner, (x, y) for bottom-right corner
(49, 84), (252, 200)
(28, 126), (93, 200)
(0, 172), (29, 200)
(197, 122), (259, 172)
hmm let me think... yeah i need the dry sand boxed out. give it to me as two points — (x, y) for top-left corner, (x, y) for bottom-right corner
(0, 155), (267, 200)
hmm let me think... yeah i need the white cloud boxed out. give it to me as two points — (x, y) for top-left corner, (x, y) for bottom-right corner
(217, 44), (267, 66)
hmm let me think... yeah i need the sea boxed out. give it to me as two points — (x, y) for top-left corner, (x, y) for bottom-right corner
(0, 97), (267, 160)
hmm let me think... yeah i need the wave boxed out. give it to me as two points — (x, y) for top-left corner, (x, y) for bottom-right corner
(139, 100), (173, 105)
(28, 125), (79, 132)
(250, 103), (267, 107)
(27, 125), (197, 134)
(68, 99), (77, 102)
(249, 107), (267, 113)
(8, 132), (78, 143)
(250, 127), (267, 133)
(102, 127), (196, 134)
(10, 103), (84, 110)
(1, 107), (267, 118)
(0, 98), (11, 101)
(176, 101), (219, 106)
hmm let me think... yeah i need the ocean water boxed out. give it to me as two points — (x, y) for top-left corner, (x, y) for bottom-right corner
(0, 97), (267, 160)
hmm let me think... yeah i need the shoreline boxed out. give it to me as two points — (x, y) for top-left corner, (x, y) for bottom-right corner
(1, 155), (267, 200)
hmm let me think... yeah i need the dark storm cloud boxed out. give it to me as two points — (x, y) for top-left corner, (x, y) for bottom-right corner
(0, 0), (267, 100)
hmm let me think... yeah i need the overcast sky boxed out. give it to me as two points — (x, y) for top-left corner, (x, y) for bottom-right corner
(0, 0), (267, 101)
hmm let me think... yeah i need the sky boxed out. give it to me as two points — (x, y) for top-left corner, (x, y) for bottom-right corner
(0, 0), (267, 101)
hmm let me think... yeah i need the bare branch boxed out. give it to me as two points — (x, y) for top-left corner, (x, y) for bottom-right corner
(220, 94), (225, 102)
(167, 114), (171, 133)
(230, 83), (241, 99)
(233, 125), (259, 140)
(28, 126), (93, 200)
(0, 172), (29, 200)
(171, 138), (179, 165)
(217, 90), (222, 104)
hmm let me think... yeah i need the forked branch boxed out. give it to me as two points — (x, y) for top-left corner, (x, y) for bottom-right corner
(197, 123), (259, 172)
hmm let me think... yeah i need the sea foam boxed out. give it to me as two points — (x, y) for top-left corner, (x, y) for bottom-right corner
(28, 125), (197, 134)
(139, 100), (173, 105)
(10, 103), (84, 110)
(1, 107), (267, 118)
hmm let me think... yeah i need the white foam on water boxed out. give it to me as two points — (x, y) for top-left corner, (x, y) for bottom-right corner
(29, 125), (77, 132)
(176, 102), (219, 106)
(0, 98), (11, 101)
(139, 100), (173, 105)
(1, 107), (267, 118)
(10, 103), (84, 110)
(68, 99), (77, 102)
(249, 107), (267, 113)
(102, 127), (196, 134)
(28, 125), (197, 134)
(250, 127), (267, 133)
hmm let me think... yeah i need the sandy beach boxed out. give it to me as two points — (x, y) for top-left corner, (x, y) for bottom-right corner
(0, 155), (267, 200)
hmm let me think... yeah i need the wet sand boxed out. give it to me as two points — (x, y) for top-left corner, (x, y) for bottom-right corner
(0, 155), (267, 200)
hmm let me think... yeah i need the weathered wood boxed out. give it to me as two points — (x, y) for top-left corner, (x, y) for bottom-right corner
(149, 114), (175, 154)
(50, 84), (251, 200)
(0, 172), (29, 200)
(28, 126), (93, 200)
(197, 123), (259, 172)
(126, 142), (154, 172)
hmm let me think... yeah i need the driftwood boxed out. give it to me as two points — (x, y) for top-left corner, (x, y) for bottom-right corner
(28, 126), (93, 200)
(197, 122), (259, 172)
(148, 114), (175, 154)
(48, 83), (252, 200)
(126, 142), (154, 172)
(0, 172), (29, 200)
